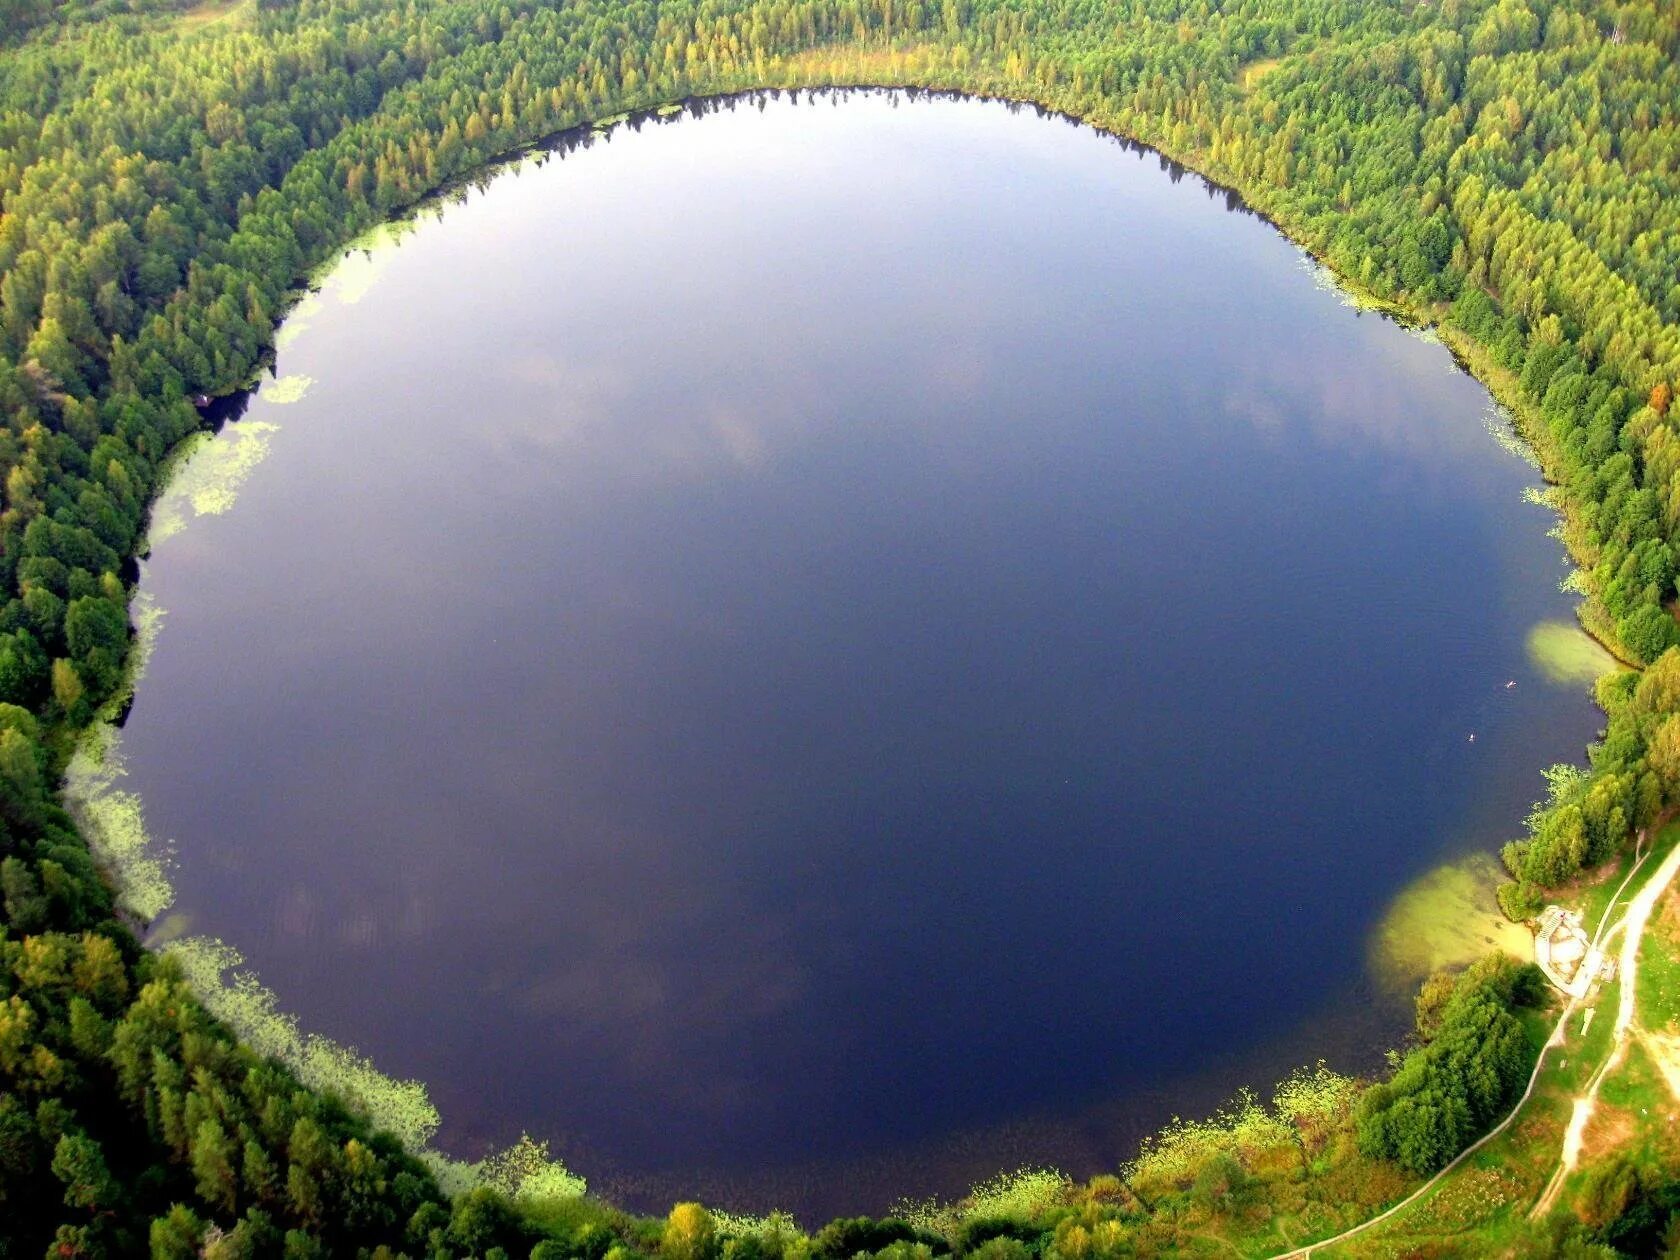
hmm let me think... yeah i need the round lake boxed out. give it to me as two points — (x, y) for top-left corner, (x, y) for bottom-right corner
(109, 91), (1602, 1218)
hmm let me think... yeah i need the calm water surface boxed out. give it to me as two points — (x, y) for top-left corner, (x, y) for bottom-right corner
(119, 92), (1601, 1217)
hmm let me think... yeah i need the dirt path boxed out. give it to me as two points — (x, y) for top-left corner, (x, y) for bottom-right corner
(1269, 998), (1576, 1258)
(1273, 835), (1675, 1257)
(1531, 835), (1680, 1218)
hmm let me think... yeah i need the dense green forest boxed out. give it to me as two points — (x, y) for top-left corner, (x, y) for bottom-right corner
(2, 0), (1679, 1251)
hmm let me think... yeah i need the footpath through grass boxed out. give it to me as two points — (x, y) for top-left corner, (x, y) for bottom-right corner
(1305, 823), (1680, 1256)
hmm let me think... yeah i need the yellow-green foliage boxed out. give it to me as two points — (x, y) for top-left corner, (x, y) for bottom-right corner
(165, 937), (442, 1149)
(963, 1168), (1074, 1219)
(1272, 1063), (1362, 1147)
(1126, 1088), (1296, 1192)
(467, 1133), (588, 1204)
(896, 1169), (1072, 1238)
(663, 1203), (718, 1260)
(710, 1210), (805, 1248)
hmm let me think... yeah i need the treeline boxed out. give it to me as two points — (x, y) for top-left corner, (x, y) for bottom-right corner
(0, 0), (1678, 1250)
(1354, 955), (1545, 1175)
(1499, 648), (1680, 913)
(0, 688), (620, 1255)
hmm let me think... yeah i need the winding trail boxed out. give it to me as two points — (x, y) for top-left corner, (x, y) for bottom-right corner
(1269, 999), (1574, 1258)
(1272, 830), (1679, 1258)
(1531, 831), (1680, 1218)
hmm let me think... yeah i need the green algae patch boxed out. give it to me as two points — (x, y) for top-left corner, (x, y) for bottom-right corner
(65, 735), (173, 922)
(147, 419), (281, 544)
(167, 936), (444, 1150)
(1367, 852), (1530, 993)
(1527, 619), (1616, 686)
(273, 290), (324, 351)
(69, 775), (173, 922)
(1483, 402), (1540, 470)
(323, 218), (418, 304)
(262, 373), (314, 404)
(63, 595), (174, 922)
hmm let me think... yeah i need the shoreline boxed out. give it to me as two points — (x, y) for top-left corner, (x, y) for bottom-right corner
(92, 81), (1607, 1226)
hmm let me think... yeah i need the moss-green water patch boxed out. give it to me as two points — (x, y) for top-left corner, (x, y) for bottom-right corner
(146, 911), (193, 945)
(273, 290), (325, 351)
(262, 373), (314, 405)
(146, 419), (281, 544)
(1527, 619), (1617, 687)
(1368, 852), (1531, 993)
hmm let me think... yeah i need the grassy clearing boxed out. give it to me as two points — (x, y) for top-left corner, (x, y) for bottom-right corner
(1237, 57), (1283, 93)
(1327, 990), (1604, 1255)
(171, 0), (253, 34)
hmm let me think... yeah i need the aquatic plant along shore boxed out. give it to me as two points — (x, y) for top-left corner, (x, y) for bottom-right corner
(1, 0), (1677, 1252)
(98, 94), (1596, 1221)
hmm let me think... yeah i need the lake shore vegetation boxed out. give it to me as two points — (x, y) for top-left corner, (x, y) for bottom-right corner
(2, 0), (1679, 1252)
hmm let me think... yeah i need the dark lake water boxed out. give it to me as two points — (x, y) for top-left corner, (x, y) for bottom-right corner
(112, 91), (1603, 1219)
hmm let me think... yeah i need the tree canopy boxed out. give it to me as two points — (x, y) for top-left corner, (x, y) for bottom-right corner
(2, 0), (1678, 1251)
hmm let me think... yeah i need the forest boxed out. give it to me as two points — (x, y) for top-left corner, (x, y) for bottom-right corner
(0, 0), (1678, 1251)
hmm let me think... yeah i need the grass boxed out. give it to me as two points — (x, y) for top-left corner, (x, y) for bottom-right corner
(1312, 824), (1680, 1254)
(170, 0), (253, 34)
(1236, 57), (1283, 93)
(55, 72), (1667, 1252)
